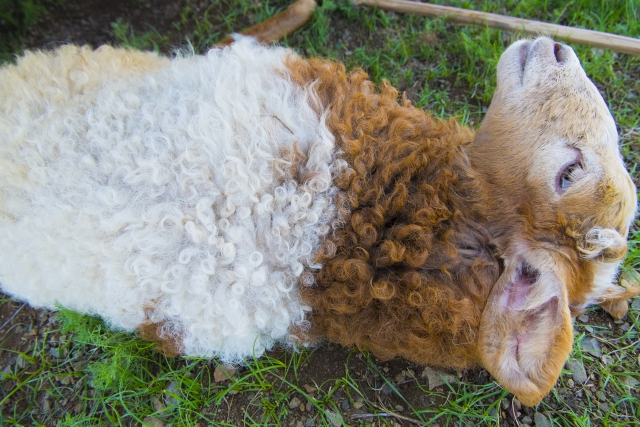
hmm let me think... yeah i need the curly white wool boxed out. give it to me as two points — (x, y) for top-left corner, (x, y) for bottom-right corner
(0, 39), (340, 362)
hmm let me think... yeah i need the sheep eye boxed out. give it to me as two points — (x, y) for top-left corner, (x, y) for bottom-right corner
(558, 161), (584, 192)
(560, 164), (577, 189)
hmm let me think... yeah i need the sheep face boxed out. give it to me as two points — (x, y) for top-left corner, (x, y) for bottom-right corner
(471, 37), (637, 406)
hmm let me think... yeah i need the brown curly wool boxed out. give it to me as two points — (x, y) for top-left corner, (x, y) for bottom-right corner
(287, 58), (500, 369)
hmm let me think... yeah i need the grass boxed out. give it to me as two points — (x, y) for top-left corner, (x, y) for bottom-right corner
(111, 19), (170, 52)
(0, 0), (66, 63)
(0, 0), (639, 425)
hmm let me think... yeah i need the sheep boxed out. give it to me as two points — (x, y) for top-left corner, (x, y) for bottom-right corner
(0, 30), (636, 405)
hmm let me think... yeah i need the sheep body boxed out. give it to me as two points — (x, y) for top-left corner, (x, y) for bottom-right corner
(0, 40), (342, 363)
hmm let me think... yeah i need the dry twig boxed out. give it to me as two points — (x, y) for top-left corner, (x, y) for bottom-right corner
(354, 0), (640, 56)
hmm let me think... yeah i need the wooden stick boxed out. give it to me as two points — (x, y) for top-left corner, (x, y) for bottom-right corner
(354, 0), (640, 56)
(216, 0), (316, 47)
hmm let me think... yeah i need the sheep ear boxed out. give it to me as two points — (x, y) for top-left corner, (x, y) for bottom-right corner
(577, 227), (638, 318)
(478, 252), (573, 406)
(598, 284), (640, 319)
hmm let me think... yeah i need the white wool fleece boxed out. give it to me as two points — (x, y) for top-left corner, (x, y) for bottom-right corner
(0, 39), (341, 363)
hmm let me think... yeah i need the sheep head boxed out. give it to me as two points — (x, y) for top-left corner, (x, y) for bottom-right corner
(470, 37), (637, 406)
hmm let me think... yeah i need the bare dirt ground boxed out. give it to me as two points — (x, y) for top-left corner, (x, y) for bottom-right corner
(24, 0), (193, 48)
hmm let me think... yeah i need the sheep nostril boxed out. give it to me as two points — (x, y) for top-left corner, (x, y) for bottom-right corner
(553, 43), (565, 63)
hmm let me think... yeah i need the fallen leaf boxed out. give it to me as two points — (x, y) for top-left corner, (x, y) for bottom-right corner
(214, 364), (237, 382)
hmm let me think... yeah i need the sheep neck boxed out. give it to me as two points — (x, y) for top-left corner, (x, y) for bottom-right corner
(287, 56), (500, 369)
